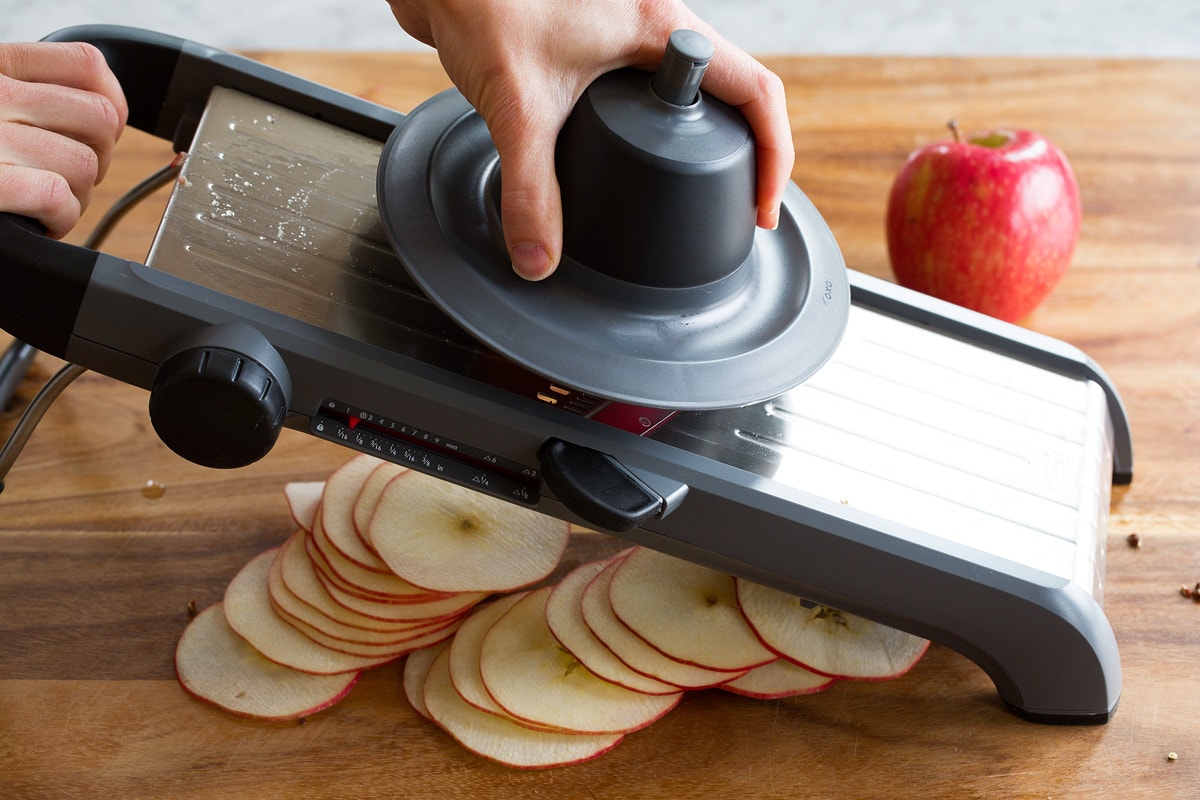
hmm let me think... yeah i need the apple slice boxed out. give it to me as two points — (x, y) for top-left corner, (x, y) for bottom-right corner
(580, 557), (740, 689)
(446, 591), (549, 725)
(175, 602), (359, 720)
(284, 480), (324, 532)
(314, 562), (486, 624)
(320, 454), (394, 573)
(423, 647), (623, 769)
(368, 470), (569, 593)
(545, 559), (681, 696)
(402, 639), (450, 722)
(352, 461), (406, 551)
(720, 658), (836, 700)
(274, 529), (464, 632)
(607, 547), (776, 672)
(274, 599), (461, 659)
(736, 578), (930, 680)
(308, 509), (455, 603)
(268, 534), (452, 640)
(478, 586), (682, 735)
(223, 548), (399, 674)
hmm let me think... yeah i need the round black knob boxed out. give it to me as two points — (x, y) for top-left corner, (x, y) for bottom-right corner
(149, 325), (290, 469)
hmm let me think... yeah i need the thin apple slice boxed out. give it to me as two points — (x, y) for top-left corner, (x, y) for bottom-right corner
(274, 600), (461, 659)
(545, 559), (681, 696)
(308, 509), (456, 603)
(280, 527), (485, 625)
(607, 547), (776, 672)
(268, 534), (452, 641)
(274, 529), (455, 632)
(223, 549), (398, 675)
(403, 639), (450, 722)
(446, 591), (543, 723)
(284, 480), (324, 532)
(176, 602), (359, 720)
(423, 647), (623, 769)
(580, 557), (740, 689)
(736, 578), (930, 680)
(315, 561), (486, 623)
(369, 470), (569, 593)
(321, 454), (394, 573)
(478, 587), (682, 735)
(720, 658), (836, 700)
(352, 461), (406, 551)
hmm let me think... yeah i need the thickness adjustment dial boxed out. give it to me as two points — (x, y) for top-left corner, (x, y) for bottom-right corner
(149, 323), (292, 469)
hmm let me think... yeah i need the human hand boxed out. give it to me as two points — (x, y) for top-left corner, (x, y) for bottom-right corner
(0, 41), (128, 239)
(387, 0), (793, 281)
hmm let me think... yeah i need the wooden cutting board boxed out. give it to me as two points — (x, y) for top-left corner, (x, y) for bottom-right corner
(2, 51), (1198, 799)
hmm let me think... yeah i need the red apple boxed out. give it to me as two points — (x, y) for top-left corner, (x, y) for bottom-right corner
(885, 121), (1081, 322)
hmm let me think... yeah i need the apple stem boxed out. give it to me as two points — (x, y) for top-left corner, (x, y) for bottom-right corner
(947, 119), (962, 143)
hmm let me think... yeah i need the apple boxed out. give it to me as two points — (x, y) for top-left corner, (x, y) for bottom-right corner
(446, 591), (558, 726)
(885, 121), (1081, 322)
(579, 556), (740, 689)
(606, 547), (777, 672)
(402, 638), (449, 722)
(477, 586), (682, 735)
(545, 558), (683, 696)
(351, 461), (406, 551)
(368, 469), (570, 593)
(736, 578), (929, 680)
(269, 530), (471, 642)
(222, 549), (400, 674)
(307, 510), (452, 603)
(283, 480), (324, 532)
(720, 658), (835, 700)
(421, 647), (624, 769)
(320, 454), (395, 574)
(175, 603), (360, 720)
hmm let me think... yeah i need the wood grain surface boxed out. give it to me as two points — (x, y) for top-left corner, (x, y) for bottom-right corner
(2, 51), (1198, 799)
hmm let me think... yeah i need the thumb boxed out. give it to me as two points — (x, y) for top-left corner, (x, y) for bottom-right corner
(490, 121), (563, 281)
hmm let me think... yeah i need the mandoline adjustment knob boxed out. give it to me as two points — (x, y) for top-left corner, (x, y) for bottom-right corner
(149, 324), (291, 469)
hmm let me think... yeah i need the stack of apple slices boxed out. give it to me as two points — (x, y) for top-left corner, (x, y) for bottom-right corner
(175, 453), (570, 720)
(401, 546), (929, 768)
(174, 454), (930, 769)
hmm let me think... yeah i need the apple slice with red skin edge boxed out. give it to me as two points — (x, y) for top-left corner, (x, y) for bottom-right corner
(270, 582), (459, 654)
(423, 647), (623, 770)
(580, 557), (742, 689)
(719, 657), (836, 700)
(281, 526), (486, 625)
(403, 639), (451, 722)
(274, 529), (464, 633)
(479, 586), (682, 735)
(223, 548), (399, 675)
(546, 558), (682, 696)
(308, 508), (456, 603)
(268, 533), (458, 641)
(885, 121), (1081, 323)
(176, 603), (359, 720)
(284, 481), (324, 533)
(447, 591), (548, 725)
(321, 453), (395, 574)
(314, 555), (487, 624)
(352, 461), (406, 554)
(369, 470), (570, 593)
(736, 578), (930, 680)
(607, 547), (776, 672)
(273, 597), (462, 659)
